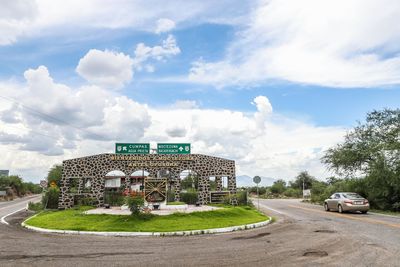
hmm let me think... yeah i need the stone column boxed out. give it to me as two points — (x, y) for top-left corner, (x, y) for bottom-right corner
(124, 176), (131, 192)
(216, 176), (223, 191)
(228, 175), (238, 205)
(174, 178), (181, 202)
(198, 175), (210, 205)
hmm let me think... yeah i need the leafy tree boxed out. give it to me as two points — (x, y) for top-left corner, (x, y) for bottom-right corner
(270, 179), (286, 194)
(181, 174), (198, 190)
(47, 165), (62, 187)
(322, 109), (400, 210)
(289, 171), (317, 190)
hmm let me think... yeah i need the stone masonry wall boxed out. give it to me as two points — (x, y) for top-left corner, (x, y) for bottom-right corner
(59, 153), (236, 209)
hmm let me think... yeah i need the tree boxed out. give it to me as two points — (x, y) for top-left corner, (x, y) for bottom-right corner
(322, 109), (400, 210)
(289, 171), (317, 190)
(270, 179), (286, 194)
(47, 165), (62, 187)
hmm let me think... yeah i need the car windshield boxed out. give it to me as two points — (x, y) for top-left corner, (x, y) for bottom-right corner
(343, 193), (363, 199)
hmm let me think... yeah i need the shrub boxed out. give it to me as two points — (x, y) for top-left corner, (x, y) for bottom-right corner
(180, 191), (198, 204)
(167, 189), (176, 202)
(104, 191), (125, 206)
(77, 196), (97, 206)
(28, 201), (43, 212)
(42, 187), (60, 209)
(283, 188), (301, 198)
(126, 196), (144, 215)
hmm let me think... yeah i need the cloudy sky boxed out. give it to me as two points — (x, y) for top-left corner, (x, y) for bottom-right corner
(1, 0), (400, 183)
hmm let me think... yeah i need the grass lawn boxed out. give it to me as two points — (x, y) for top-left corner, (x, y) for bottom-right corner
(166, 201), (186, 205)
(370, 209), (400, 217)
(25, 206), (268, 232)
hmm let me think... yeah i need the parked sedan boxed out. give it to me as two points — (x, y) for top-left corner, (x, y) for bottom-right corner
(324, 192), (369, 213)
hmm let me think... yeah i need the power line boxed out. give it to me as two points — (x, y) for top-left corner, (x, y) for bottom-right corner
(0, 95), (105, 140)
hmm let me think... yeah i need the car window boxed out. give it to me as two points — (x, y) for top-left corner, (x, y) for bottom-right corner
(334, 194), (341, 199)
(343, 193), (363, 199)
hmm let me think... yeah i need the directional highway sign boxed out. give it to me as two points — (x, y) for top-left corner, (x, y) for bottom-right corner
(115, 143), (150, 154)
(157, 143), (191, 154)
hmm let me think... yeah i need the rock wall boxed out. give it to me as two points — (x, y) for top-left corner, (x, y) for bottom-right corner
(59, 153), (236, 209)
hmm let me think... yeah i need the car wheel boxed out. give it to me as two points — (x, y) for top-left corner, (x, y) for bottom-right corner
(338, 204), (343, 213)
(324, 203), (329, 211)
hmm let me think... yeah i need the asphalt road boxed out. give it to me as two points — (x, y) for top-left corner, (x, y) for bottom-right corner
(0, 198), (399, 267)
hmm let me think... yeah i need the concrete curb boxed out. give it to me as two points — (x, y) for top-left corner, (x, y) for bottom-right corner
(21, 217), (271, 237)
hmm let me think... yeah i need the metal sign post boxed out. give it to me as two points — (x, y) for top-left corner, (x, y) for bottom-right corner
(253, 176), (261, 210)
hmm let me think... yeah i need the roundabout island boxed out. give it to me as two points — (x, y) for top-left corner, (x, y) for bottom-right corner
(23, 144), (270, 236)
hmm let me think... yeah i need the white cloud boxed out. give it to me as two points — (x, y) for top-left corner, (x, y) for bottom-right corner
(76, 49), (134, 89)
(0, 0), (38, 45)
(0, 65), (151, 158)
(133, 34), (181, 70)
(189, 0), (400, 88)
(0, 0), (251, 45)
(155, 18), (175, 34)
(171, 100), (199, 109)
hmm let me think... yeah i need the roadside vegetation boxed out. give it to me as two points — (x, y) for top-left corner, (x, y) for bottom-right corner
(0, 174), (41, 201)
(251, 109), (400, 214)
(25, 205), (268, 232)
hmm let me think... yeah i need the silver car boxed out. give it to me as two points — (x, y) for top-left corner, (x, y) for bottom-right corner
(324, 192), (369, 213)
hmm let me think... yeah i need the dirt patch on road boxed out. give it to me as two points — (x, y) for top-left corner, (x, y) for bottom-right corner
(231, 232), (271, 240)
(302, 250), (329, 257)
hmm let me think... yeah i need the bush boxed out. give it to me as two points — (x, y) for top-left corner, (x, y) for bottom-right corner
(126, 196), (144, 215)
(42, 187), (60, 209)
(28, 201), (43, 212)
(180, 191), (198, 204)
(167, 189), (176, 202)
(77, 196), (97, 206)
(283, 188), (301, 198)
(104, 191), (125, 206)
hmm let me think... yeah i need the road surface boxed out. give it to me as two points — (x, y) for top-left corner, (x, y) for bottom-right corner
(0, 195), (41, 224)
(1, 198), (399, 266)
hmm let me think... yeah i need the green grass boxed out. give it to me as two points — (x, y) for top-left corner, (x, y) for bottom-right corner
(25, 206), (268, 232)
(166, 201), (185, 205)
(370, 209), (400, 216)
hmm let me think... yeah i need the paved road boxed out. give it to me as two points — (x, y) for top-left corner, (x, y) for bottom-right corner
(0, 198), (399, 266)
(0, 195), (41, 223)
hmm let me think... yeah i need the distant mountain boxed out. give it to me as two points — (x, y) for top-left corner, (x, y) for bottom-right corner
(236, 175), (276, 187)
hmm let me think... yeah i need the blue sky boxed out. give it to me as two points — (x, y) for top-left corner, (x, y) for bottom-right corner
(1, 0), (400, 182)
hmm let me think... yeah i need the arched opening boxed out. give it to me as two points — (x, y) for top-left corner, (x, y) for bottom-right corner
(129, 170), (149, 196)
(104, 170), (126, 206)
(179, 170), (198, 191)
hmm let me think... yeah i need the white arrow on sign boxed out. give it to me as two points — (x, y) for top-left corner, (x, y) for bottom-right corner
(179, 146), (183, 151)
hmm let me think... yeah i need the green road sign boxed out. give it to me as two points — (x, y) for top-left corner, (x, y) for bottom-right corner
(157, 143), (191, 154)
(115, 143), (150, 154)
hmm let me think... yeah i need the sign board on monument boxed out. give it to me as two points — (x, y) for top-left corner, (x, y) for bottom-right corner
(144, 178), (167, 203)
(115, 143), (150, 154)
(210, 191), (230, 203)
(157, 143), (191, 154)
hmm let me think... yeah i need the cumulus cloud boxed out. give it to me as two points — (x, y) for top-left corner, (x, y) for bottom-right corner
(0, 65), (151, 157)
(0, 0), (38, 45)
(133, 34), (181, 71)
(155, 18), (175, 34)
(171, 100), (199, 109)
(76, 49), (134, 89)
(75, 35), (180, 89)
(189, 0), (400, 88)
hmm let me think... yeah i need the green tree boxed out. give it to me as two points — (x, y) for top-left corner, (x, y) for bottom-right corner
(270, 179), (286, 194)
(289, 171), (317, 190)
(322, 109), (400, 210)
(47, 165), (62, 187)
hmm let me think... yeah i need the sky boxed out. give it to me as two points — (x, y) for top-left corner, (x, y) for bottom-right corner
(1, 0), (400, 183)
